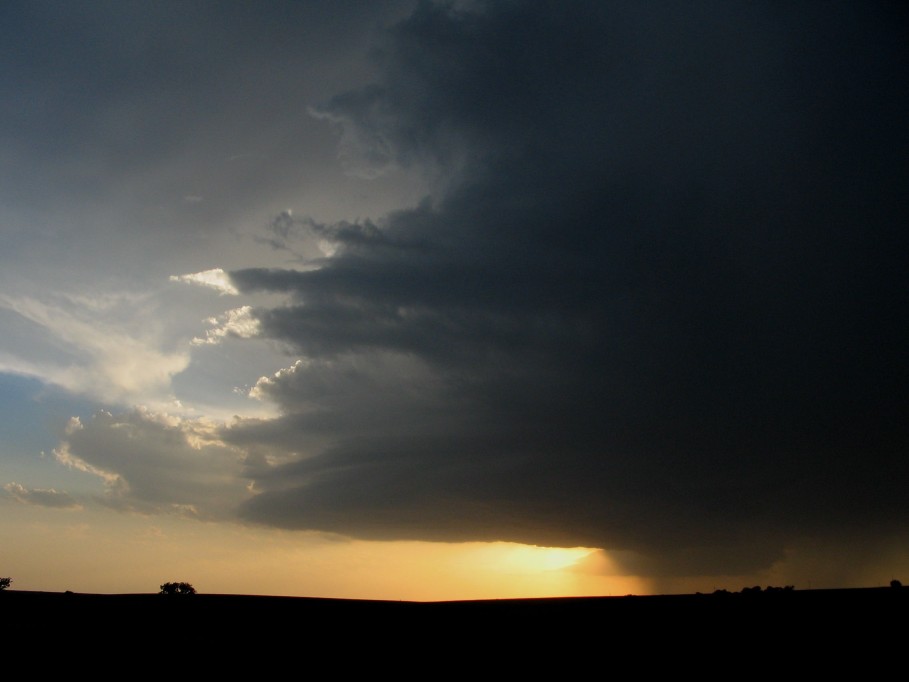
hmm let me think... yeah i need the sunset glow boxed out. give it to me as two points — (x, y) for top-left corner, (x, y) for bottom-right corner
(1, 1), (906, 600)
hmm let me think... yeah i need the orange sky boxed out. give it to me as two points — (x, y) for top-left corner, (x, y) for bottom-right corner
(4, 501), (906, 599)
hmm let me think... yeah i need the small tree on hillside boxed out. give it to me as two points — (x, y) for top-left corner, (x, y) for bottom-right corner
(0, 577), (11, 591)
(159, 581), (196, 595)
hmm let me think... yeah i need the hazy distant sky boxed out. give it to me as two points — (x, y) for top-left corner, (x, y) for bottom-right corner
(2, 0), (907, 599)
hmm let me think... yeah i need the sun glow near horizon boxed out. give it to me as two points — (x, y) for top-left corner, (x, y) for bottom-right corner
(497, 544), (598, 572)
(0, 503), (647, 600)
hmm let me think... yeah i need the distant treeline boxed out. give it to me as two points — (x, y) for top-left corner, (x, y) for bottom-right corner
(703, 580), (902, 595)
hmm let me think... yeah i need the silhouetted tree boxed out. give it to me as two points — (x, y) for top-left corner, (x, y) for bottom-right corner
(159, 581), (196, 595)
(0, 577), (11, 591)
(891, 579), (902, 589)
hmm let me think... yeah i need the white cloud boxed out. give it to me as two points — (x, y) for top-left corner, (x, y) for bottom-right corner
(0, 293), (190, 404)
(170, 268), (238, 295)
(248, 359), (309, 400)
(192, 306), (260, 346)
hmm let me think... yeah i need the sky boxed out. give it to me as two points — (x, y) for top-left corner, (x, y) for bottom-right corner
(1, 0), (908, 600)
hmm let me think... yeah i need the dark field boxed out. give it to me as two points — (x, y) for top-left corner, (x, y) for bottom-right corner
(5, 585), (906, 647)
(5, 587), (905, 674)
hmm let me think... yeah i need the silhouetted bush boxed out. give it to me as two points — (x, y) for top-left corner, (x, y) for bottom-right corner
(736, 585), (795, 595)
(159, 581), (196, 595)
(891, 579), (902, 589)
(0, 577), (11, 590)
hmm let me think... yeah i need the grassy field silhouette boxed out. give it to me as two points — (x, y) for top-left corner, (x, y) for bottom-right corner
(4, 584), (905, 670)
(5, 584), (904, 632)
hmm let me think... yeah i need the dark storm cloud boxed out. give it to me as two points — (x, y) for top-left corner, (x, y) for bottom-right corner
(226, 1), (909, 578)
(254, 210), (398, 257)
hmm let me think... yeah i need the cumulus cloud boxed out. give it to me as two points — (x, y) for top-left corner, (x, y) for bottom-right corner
(54, 408), (251, 519)
(216, 1), (909, 582)
(3, 482), (81, 509)
(170, 269), (239, 295)
(192, 306), (261, 346)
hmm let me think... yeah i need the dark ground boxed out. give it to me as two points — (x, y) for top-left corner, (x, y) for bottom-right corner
(5, 586), (905, 631)
(4, 586), (904, 671)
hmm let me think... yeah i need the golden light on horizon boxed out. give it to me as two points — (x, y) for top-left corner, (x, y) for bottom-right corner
(494, 544), (599, 573)
(1, 504), (652, 600)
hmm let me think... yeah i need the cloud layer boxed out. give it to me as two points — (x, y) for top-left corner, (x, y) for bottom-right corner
(55, 409), (249, 519)
(3, 482), (80, 509)
(200, 1), (909, 578)
(29, 1), (907, 586)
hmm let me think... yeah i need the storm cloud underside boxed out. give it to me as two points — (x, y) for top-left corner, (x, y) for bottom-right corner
(215, 1), (909, 578)
(28, 1), (909, 577)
